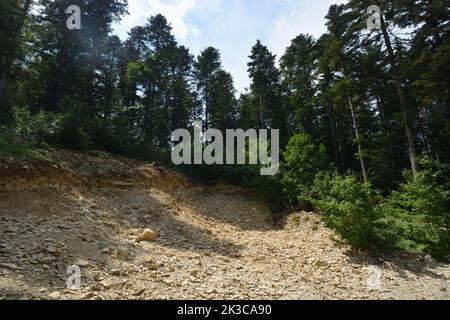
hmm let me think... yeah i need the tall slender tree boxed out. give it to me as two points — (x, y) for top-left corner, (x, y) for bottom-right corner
(194, 47), (222, 130)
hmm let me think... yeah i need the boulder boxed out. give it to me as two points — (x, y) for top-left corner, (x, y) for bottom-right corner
(138, 229), (157, 242)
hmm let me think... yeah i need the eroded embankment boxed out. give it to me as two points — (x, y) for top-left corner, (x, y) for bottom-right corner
(0, 149), (449, 300)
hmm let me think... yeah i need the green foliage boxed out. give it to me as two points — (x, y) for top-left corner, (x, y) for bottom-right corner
(106, 111), (137, 156)
(248, 175), (286, 212)
(58, 104), (92, 152)
(247, 40), (287, 143)
(181, 162), (286, 213)
(182, 163), (255, 185)
(280, 34), (318, 139)
(0, 125), (33, 159)
(377, 164), (450, 258)
(13, 106), (58, 147)
(281, 133), (329, 204)
(310, 171), (381, 247)
(304, 164), (449, 257)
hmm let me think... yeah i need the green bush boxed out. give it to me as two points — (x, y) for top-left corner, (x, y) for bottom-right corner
(311, 171), (381, 247)
(13, 106), (58, 147)
(0, 126), (34, 158)
(377, 165), (450, 258)
(281, 133), (329, 204)
(58, 111), (92, 151)
(248, 175), (286, 212)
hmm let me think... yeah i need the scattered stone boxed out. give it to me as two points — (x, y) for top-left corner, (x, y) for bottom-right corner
(190, 270), (198, 277)
(424, 255), (436, 264)
(41, 256), (56, 264)
(110, 268), (122, 276)
(134, 288), (145, 297)
(46, 246), (57, 253)
(90, 285), (102, 292)
(111, 223), (121, 234)
(46, 246), (61, 257)
(92, 233), (103, 241)
(149, 271), (158, 278)
(148, 262), (160, 271)
(163, 279), (173, 286)
(75, 259), (90, 267)
(143, 256), (154, 263)
(48, 291), (61, 299)
(138, 229), (157, 242)
(0, 247), (11, 254)
(1, 154), (449, 301)
(115, 247), (129, 261)
(100, 280), (113, 290)
(70, 189), (83, 199)
(80, 292), (95, 300)
(314, 260), (327, 268)
(0, 263), (18, 270)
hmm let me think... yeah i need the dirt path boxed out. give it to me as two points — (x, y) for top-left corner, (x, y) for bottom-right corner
(0, 150), (449, 300)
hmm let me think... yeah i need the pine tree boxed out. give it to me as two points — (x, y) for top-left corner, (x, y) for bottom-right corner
(346, 0), (419, 176)
(210, 70), (238, 132)
(280, 34), (318, 139)
(194, 47), (222, 130)
(247, 40), (281, 129)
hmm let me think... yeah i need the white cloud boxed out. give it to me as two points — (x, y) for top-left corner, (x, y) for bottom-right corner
(113, 0), (348, 94)
(267, 0), (347, 62)
(115, 0), (197, 40)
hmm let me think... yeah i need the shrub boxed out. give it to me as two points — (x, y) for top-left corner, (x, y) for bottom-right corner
(377, 165), (450, 258)
(58, 111), (92, 151)
(248, 175), (286, 213)
(311, 171), (381, 247)
(0, 126), (33, 158)
(281, 133), (329, 204)
(13, 106), (58, 147)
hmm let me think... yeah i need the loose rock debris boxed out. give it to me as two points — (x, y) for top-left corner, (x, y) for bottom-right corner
(0, 150), (449, 300)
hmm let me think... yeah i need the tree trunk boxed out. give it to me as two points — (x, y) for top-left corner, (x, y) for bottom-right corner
(205, 75), (210, 131)
(326, 103), (341, 171)
(377, 97), (397, 173)
(335, 117), (346, 171)
(380, 12), (419, 177)
(259, 86), (264, 128)
(417, 110), (431, 159)
(348, 95), (368, 182)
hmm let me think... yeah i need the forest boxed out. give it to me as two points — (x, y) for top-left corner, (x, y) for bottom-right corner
(0, 0), (449, 259)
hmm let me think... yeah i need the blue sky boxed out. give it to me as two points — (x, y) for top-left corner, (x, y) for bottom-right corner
(113, 0), (346, 94)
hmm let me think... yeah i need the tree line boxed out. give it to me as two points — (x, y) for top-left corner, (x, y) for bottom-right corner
(0, 0), (449, 257)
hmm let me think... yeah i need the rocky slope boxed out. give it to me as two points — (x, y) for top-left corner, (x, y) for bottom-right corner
(0, 150), (449, 300)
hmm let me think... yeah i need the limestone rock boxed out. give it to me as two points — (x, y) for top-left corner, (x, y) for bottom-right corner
(75, 259), (90, 267)
(115, 247), (129, 261)
(0, 263), (18, 270)
(138, 229), (157, 242)
(48, 291), (61, 299)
